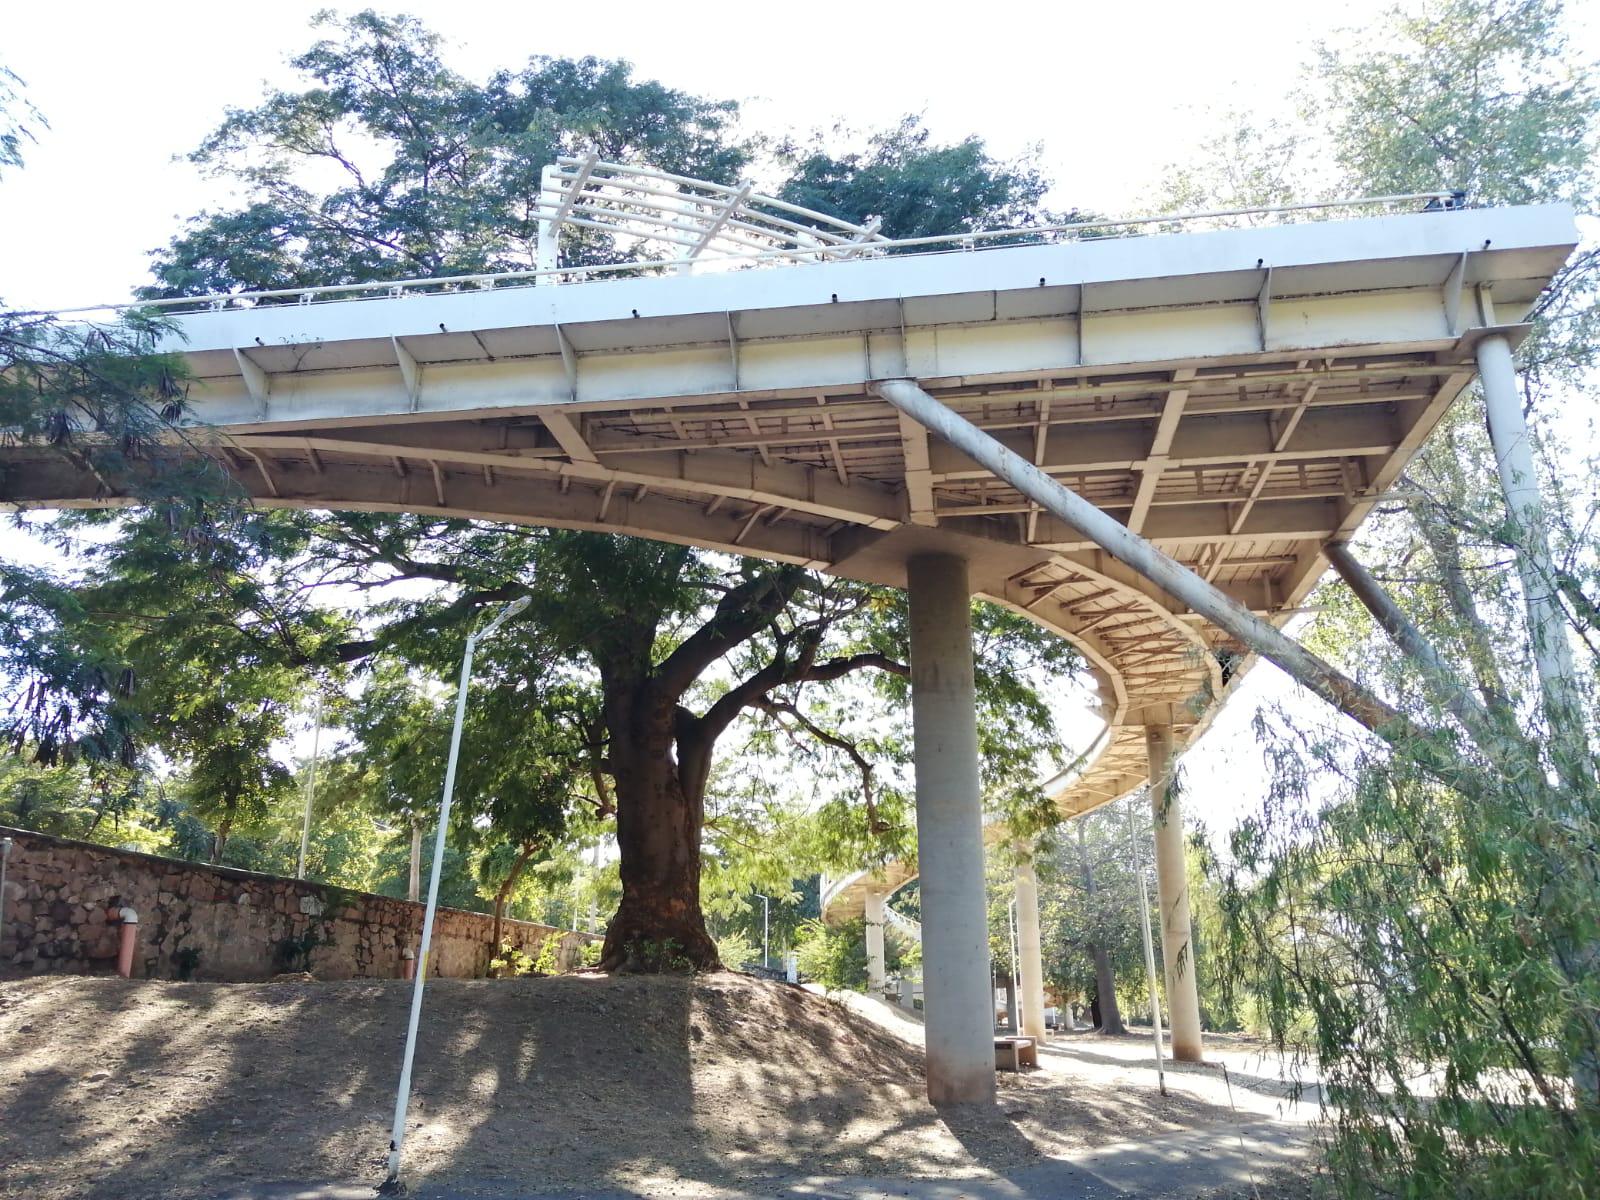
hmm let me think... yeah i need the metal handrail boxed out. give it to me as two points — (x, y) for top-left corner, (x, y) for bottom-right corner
(25, 190), (1459, 320)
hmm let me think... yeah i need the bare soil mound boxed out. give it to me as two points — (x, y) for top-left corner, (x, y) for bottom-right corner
(0, 972), (1042, 1199)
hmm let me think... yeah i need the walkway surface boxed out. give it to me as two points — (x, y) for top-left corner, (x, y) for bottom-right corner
(225, 1118), (1308, 1196)
(223, 998), (1321, 1200)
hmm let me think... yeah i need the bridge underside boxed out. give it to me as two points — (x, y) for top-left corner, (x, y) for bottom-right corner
(2, 200), (1576, 1099)
(12, 334), (1485, 830)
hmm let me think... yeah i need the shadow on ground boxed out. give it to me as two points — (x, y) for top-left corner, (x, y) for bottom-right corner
(0, 975), (1314, 1200)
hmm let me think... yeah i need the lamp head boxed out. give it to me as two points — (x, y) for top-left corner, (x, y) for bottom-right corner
(476, 594), (532, 641)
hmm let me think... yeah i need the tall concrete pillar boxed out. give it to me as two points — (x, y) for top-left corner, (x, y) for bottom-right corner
(1014, 849), (1047, 1040)
(1146, 724), (1203, 1063)
(864, 888), (887, 993)
(907, 553), (996, 1105)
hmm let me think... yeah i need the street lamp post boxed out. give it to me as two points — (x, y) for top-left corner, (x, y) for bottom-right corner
(1007, 896), (1021, 1033)
(295, 692), (325, 880)
(382, 596), (528, 1193)
(754, 893), (770, 969)
(1126, 801), (1168, 1096)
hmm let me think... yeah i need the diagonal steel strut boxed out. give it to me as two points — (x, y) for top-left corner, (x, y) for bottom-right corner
(872, 378), (1408, 741)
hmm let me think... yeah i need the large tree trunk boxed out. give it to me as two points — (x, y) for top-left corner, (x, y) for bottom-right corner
(598, 677), (719, 972)
(1079, 822), (1126, 1035)
(1090, 942), (1125, 1035)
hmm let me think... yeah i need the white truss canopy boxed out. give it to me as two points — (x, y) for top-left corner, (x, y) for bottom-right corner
(534, 153), (889, 272)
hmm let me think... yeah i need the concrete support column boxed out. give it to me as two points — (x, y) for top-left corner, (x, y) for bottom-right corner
(1146, 724), (1203, 1063)
(864, 888), (887, 994)
(907, 552), (996, 1105)
(1014, 849), (1047, 1041)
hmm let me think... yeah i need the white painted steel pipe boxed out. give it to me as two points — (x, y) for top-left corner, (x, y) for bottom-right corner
(1475, 332), (1590, 777)
(873, 379), (1407, 740)
(295, 693), (324, 881)
(1126, 803), (1167, 1096)
(383, 595), (528, 1191)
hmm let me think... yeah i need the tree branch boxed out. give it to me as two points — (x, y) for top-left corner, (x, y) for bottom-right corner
(653, 565), (805, 698)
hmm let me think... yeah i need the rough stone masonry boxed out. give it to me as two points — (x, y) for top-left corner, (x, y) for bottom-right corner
(0, 826), (597, 981)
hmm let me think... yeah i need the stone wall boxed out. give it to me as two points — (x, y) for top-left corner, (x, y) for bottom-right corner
(0, 826), (599, 982)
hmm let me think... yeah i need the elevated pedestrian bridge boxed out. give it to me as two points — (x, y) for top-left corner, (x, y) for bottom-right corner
(3, 168), (1576, 1102)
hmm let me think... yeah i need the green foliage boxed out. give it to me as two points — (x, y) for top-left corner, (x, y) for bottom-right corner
(272, 928), (323, 974)
(776, 115), (1053, 241)
(145, 10), (747, 295)
(0, 62), (41, 178)
(714, 929), (761, 971)
(489, 941), (534, 977)
(793, 915), (910, 992)
(531, 935), (565, 976)
(613, 937), (695, 974)
(1182, 7), (1600, 1193)
(10, 11), (1075, 971)
(1037, 799), (1146, 1013)
(794, 917), (868, 991)
(1214, 711), (1600, 1195)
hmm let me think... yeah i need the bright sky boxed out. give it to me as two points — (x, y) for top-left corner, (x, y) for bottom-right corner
(0, 0), (1413, 838)
(0, 0), (1402, 312)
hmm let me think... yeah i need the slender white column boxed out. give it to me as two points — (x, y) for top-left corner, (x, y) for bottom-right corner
(907, 552), (996, 1105)
(1475, 331), (1589, 779)
(864, 888), (887, 993)
(1014, 849), (1047, 1041)
(1146, 724), (1203, 1063)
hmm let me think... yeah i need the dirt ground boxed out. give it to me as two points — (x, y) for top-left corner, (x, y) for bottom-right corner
(0, 973), (1318, 1199)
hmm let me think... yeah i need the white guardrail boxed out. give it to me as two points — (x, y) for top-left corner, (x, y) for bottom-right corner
(28, 183), (1461, 321)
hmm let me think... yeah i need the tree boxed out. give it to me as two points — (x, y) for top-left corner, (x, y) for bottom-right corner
(1171, 1), (1600, 1192)
(1, 61), (242, 796)
(1039, 799), (1146, 1034)
(48, 10), (1075, 972)
(776, 116), (1052, 240)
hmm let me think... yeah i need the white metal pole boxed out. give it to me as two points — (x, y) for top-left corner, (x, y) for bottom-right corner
(296, 693), (325, 880)
(383, 597), (526, 1192)
(1126, 801), (1167, 1096)
(588, 840), (600, 933)
(1005, 898), (1017, 1030)
(407, 822), (422, 903)
(1475, 328), (1590, 779)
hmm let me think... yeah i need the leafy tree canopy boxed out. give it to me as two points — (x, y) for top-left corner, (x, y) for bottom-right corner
(12, 10), (1081, 973)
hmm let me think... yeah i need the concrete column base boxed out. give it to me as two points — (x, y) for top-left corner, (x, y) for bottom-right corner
(864, 889), (887, 994)
(1015, 849), (1047, 1041)
(1147, 724), (1203, 1063)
